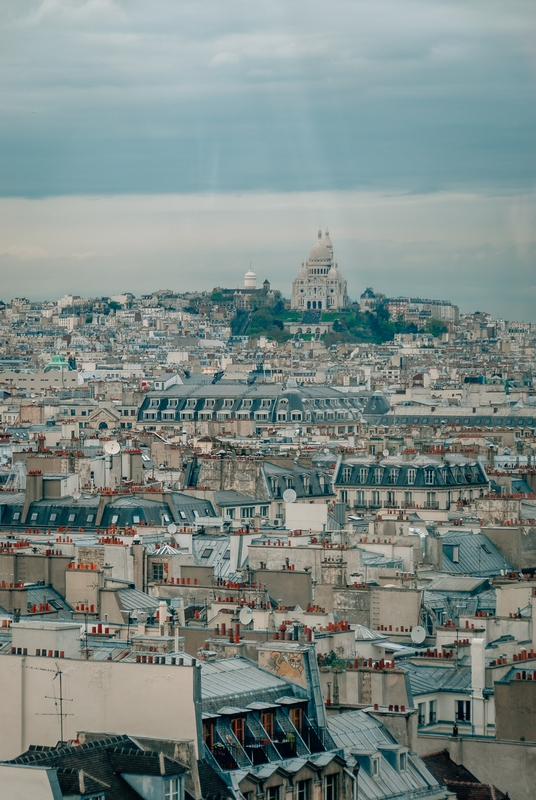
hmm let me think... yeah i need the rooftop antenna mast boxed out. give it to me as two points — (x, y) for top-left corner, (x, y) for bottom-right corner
(29, 664), (73, 745)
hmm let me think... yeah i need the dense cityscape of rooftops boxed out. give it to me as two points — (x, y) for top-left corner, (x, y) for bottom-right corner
(0, 228), (534, 800)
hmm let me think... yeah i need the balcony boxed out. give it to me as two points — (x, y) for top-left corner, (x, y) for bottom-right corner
(301, 723), (326, 753)
(244, 739), (270, 765)
(424, 501), (439, 510)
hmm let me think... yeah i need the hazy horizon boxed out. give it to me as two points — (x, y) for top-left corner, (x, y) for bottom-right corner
(0, 1), (535, 318)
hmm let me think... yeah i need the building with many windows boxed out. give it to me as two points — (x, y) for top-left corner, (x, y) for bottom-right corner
(333, 455), (489, 512)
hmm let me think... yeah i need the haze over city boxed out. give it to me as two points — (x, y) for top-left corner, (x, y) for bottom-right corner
(0, 0), (535, 318)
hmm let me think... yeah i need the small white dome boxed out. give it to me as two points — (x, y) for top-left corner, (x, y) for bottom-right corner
(244, 269), (257, 289)
(328, 263), (340, 278)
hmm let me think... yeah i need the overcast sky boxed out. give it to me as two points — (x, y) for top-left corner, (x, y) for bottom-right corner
(0, 0), (535, 318)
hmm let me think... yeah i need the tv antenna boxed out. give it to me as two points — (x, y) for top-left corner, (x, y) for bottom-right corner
(29, 664), (73, 744)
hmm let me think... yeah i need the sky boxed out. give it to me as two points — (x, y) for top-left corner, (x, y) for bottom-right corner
(0, 0), (535, 318)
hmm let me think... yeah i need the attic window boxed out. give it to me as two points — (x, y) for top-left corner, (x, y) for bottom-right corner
(400, 752), (407, 771)
(111, 514), (119, 524)
(201, 548), (213, 558)
(31, 513), (38, 521)
(68, 514), (76, 522)
(179, 511), (187, 519)
(13, 513), (20, 520)
(86, 514), (94, 523)
(223, 550), (230, 559)
(49, 513), (57, 522)
(481, 544), (491, 554)
(164, 777), (181, 800)
(133, 515), (140, 524)
(370, 756), (380, 777)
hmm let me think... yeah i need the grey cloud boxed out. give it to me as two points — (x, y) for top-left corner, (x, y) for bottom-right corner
(0, 0), (534, 196)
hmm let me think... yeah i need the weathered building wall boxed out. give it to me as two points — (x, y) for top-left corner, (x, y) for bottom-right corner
(417, 734), (536, 800)
(495, 678), (536, 741)
(252, 568), (312, 608)
(483, 526), (536, 569)
(0, 654), (199, 760)
(194, 457), (270, 499)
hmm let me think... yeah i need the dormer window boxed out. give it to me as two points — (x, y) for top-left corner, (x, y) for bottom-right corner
(425, 468), (435, 485)
(374, 468), (383, 484)
(342, 466), (351, 482)
(164, 777), (181, 800)
(407, 468), (416, 485)
(370, 756), (380, 777)
(359, 467), (368, 483)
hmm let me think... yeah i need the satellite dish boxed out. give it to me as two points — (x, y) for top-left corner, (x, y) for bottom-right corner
(411, 626), (426, 644)
(239, 607), (253, 625)
(103, 440), (120, 455)
(167, 523), (178, 534)
(382, 449), (389, 457)
(283, 488), (297, 504)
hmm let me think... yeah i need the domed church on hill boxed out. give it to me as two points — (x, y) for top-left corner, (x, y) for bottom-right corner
(291, 228), (349, 311)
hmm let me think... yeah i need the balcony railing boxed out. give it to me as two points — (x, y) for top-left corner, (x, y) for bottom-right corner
(424, 501), (439, 510)
(301, 723), (326, 753)
(244, 739), (270, 765)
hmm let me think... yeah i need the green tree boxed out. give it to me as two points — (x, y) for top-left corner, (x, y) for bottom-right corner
(425, 318), (448, 337)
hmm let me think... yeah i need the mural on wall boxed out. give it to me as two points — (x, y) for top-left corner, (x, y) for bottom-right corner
(259, 647), (307, 686)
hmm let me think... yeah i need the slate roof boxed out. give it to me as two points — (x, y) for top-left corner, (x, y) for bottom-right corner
(399, 662), (472, 697)
(422, 750), (508, 800)
(199, 657), (305, 715)
(4, 735), (185, 800)
(191, 535), (235, 579)
(0, 490), (215, 531)
(423, 587), (496, 620)
(116, 587), (161, 612)
(25, 584), (74, 620)
(328, 710), (447, 799)
(213, 490), (264, 507)
(197, 759), (234, 800)
(424, 575), (490, 595)
(439, 531), (513, 577)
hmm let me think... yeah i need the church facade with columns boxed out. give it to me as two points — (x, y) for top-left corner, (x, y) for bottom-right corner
(291, 229), (349, 311)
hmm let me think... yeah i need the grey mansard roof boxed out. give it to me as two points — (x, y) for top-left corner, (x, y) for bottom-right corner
(138, 382), (368, 426)
(334, 455), (488, 488)
(367, 402), (536, 429)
